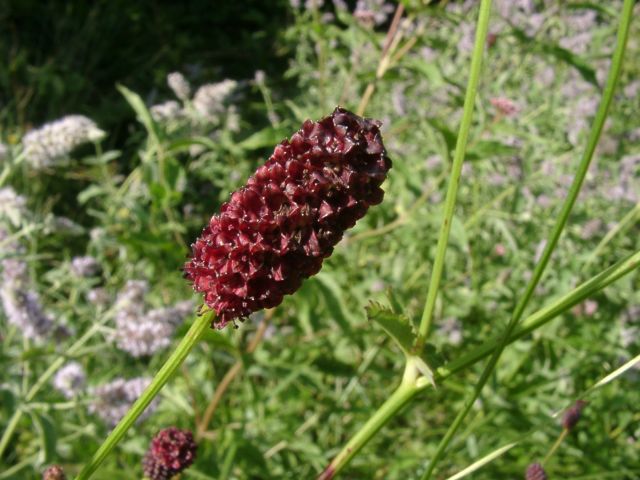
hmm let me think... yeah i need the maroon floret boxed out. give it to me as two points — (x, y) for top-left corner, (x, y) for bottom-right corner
(184, 107), (392, 328)
(143, 427), (197, 480)
(525, 463), (548, 480)
(562, 399), (587, 431)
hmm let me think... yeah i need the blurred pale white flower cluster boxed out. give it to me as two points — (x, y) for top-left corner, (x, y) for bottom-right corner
(22, 115), (105, 169)
(0, 225), (57, 341)
(70, 255), (101, 278)
(53, 361), (86, 399)
(150, 72), (240, 135)
(353, 0), (395, 28)
(111, 280), (194, 357)
(0, 187), (27, 226)
(88, 377), (156, 426)
(167, 71), (191, 101)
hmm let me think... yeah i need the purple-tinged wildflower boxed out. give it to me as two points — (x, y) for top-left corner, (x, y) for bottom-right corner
(353, 0), (395, 28)
(86, 287), (109, 306)
(436, 317), (463, 346)
(0, 229), (55, 340)
(113, 301), (194, 358)
(70, 255), (100, 278)
(53, 361), (86, 399)
(111, 280), (193, 357)
(89, 377), (156, 426)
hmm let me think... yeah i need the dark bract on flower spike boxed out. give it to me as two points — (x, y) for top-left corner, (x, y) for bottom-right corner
(184, 107), (392, 328)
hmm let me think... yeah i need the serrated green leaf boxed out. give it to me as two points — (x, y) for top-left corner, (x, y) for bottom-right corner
(366, 302), (416, 357)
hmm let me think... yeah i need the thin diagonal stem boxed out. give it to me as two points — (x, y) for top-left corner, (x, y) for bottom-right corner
(77, 311), (212, 479)
(419, 2), (634, 478)
(543, 429), (568, 465)
(416, 0), (493, 348)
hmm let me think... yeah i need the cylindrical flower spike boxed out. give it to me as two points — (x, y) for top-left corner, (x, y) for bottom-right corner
(525, 463), (548, 480)
(562, 399), (587, 430)
(143, 427), (197, 480)
(184, 107), (391, 328)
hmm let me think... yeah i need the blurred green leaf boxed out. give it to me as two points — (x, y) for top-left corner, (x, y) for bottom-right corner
(238, 127), (288, 150)
(117, 84), (164, 142)
(31, 412), (57, 464)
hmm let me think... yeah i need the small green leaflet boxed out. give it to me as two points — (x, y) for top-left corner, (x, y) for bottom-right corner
(366, 302), (416, 357)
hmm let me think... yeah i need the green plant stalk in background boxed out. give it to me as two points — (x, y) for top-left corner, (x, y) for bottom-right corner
(416, 0), (493, 348)
(322, 247), (640, 478)
(320, 1), (635, 477)
(76, 310), (212, 479)
(320, 356), (431, 479)
(419, 1), (634, 477)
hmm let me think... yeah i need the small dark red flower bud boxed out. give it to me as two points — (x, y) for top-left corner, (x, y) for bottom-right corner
(42, 465), (66, 480)
(143, 427), (197, 480)
(562, 399), (587, 431)
(525, 463), (547, 480)
(184, 107), (392, 328)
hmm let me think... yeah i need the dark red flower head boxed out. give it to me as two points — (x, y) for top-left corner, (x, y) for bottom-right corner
(184, 107), (392, 328)
(525, 463), (547, 480)
(562, 399), (587, 431)
(42, 465), (66, 480)
(143, 427), (197, 480)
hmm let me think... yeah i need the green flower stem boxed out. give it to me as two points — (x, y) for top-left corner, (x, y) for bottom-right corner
(319, 358), (426, 480)
(420, 2), (633, 477)
(542, 428), (568, 465)
(0, 316), (109, 459)
(321, 248), (640, 477)
(76, 310), (212, 479)
(416, 0), (492, 348)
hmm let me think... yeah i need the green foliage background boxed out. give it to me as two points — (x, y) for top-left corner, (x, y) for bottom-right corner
(0, 1), (639, 479)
